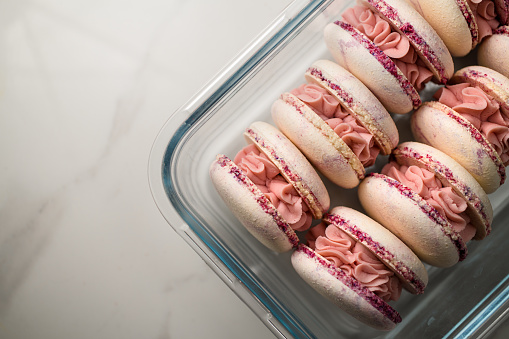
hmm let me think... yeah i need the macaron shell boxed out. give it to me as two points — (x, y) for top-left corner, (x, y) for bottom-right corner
(291, 244), (401, 330)
(362, 0), (454, 83)
(358, 174), (466, 267)
(245, 121), (331, 218)
(478, 27), (509, 79)
(325, 206), (428, 294)
(411, 101), (505, 194)
(305, 59), (399, 154)
(392, 142), (493, 240)
(406, 0), (476, 57)
(450, 65), (509, 113)
(210, 155), (298, 252)
(324, 21), (418, 114)
(271, 94), (362, 189)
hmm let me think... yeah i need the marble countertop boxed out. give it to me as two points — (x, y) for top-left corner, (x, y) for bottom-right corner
(0, 1), (288, 338)
(2, 1), (509, 338)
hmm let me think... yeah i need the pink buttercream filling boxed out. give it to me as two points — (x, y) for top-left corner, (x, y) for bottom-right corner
(382, 162), (477, 242)
(306, 222), (402, 302)
(291, 83), (380, 167)
(434, 83), (509, 165)
(234, 144), (312, 231)
(467, 0), (500, 41)
(341, 5), (433, 91)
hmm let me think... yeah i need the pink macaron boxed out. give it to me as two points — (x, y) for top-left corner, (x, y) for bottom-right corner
(291, 206), (428, 330)
(478, 25), (509, 79)
(408, 0), (509, 57)
(358, 141), (493, 267)
(324, 0), (454, 114)
(210, 121), (330, 253)
(411, 65), (509, 193)
(271, 60), (399, 189)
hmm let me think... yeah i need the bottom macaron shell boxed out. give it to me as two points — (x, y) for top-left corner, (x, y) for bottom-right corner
(411, 101), (504, 194)
(291, 244), (401, 331)
(210, 155), (298, 253)
(358, 174), (465, 268)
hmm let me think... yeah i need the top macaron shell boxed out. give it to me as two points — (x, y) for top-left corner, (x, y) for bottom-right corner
(411, 66), (509, 193)
(361, 0), (454, 83)
(324, 18), (417, 114)
(244, 121), (330, 219)
(324, 206), (428, 294)
(358, 172), (467, 267)
(305, 59), (399, 155)
(478, 26), (509, 79)
(210, 155), (300, 252)
(271, 92), (363, 189)
(407, 0), (478, 56)
(411, 101), (505, 194)
(392, 142), (493, 240)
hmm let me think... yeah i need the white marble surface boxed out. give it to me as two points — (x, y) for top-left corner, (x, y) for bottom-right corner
(0, 1), (289, 338)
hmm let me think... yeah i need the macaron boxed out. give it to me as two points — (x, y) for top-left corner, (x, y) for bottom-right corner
(210, 121), (330, 252)
(411, 65), (509, 193)
(271, 60), (399, 189)
(408, 0), (508, 56)
(291, 206), (428, 330)
(324, 0), (454, 114)
(358, 141), (493, 267)
(478, 26), (509, 79)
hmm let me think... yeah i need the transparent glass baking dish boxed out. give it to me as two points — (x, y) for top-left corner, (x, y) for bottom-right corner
(148, 0), (509, 337)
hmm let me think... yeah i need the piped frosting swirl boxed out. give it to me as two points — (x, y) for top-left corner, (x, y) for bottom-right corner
(307, 222), (402, 302)
(291, 83), (380, 167)
(234, 144), (313, 231)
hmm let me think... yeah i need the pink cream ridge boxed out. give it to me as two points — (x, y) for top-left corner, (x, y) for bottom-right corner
(245, 128), (326, 217)
(324, 212), (426, 294)
(234, 145), (312, 231)
(394, 146), (491, 236)
(216, 155), (300, 248)
(468, 0), (500, 41)
(455, 67), (509, 112)
(290, 82), (380, 167)
(364, 0), (449, 83)
(334, 20), (421, 108)
(297, 243), (402, 324)
(368, 173), (468, 261)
